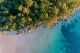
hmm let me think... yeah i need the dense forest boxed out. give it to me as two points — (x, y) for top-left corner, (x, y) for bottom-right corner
(0, 0), (80, 32)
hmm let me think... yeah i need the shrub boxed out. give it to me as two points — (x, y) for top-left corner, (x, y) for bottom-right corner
(0, 0), (79, 32)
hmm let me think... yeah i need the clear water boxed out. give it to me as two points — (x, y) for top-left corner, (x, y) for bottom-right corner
(2, 9), (80, 53)
(44, 9), (80, 53)
(15, 9), (80, 53)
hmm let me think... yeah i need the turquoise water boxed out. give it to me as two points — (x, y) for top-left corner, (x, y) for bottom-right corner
(0, 8), (80, 53)
(44, 9), (80, 53)
(30, 9), (80, 53)
(6, 9), (80, 53)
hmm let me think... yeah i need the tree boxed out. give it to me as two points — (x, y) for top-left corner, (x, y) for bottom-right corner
(0, 0), (79, 32)
(53, 6), (59, 16)
(62, 2), (68, 10)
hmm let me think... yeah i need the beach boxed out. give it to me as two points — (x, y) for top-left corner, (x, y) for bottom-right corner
(0, 9), (80, 53)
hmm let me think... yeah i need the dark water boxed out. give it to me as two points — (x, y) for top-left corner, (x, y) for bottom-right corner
(45, 9), (80, 53)
(3, 9), (80, 53)
(15, 9), (80, 53)
(61, 9), (80, 53)
(34, 9), (80, 53)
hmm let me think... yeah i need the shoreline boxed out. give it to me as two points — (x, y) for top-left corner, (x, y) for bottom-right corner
(0, 8), (80, 35)
(0, 0), (80, 35)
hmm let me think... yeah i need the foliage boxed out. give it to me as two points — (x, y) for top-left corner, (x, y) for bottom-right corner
(0, 0), (79, 32)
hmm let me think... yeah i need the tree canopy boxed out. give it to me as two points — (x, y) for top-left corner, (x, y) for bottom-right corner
(0, 0), (80, 32)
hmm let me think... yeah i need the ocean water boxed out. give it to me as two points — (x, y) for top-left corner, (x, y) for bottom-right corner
(1, 9), (80, 53)
(44, 9), (80, 53)
(15, 9), (80, 53)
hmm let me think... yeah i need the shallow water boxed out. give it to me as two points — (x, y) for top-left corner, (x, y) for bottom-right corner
(15, 9), (80, 53)
(0, 9), (80, 53)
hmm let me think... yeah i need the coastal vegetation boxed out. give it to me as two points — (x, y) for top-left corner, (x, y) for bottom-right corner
(0, 0), (80, 33)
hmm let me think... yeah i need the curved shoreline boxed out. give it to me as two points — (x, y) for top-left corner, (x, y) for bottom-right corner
(0, 1), (80, 35)
(0, 8), (80, 36)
